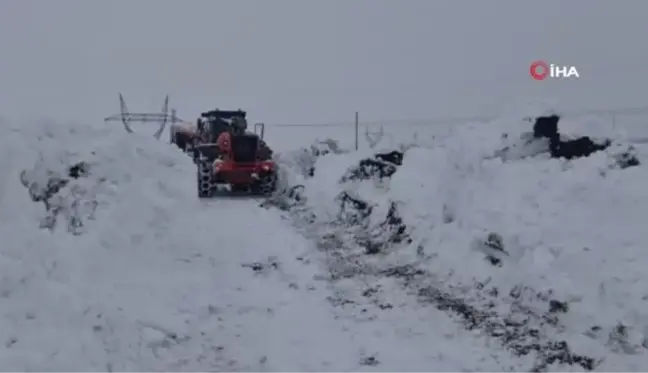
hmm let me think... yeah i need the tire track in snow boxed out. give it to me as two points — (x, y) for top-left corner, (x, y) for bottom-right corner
(266, 144), (605, 371)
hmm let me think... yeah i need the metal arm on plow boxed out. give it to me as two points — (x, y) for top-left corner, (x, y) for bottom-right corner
(104, 93), (183, 140)
(118, 93), (133, 133)
(254, 122), (265, 139)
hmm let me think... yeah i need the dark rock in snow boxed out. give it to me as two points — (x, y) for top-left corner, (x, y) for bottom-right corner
(532, 115), (639, 166)
(335, 192), (373, 226)
(340, 150), (404, 182)
(360, 202), (411, 255)
(68, 161), (89, 179)
(550, 136), (611, 160)
(340, 158), (397, 182)
(333, 190), (411, 255)
(533, 114), (610, 159)
(549, 299), (569, 314)
(375, 150), (404, 166)
(533, 115), (560, 139)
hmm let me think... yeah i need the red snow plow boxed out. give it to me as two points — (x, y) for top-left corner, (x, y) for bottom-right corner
(170, 109), (266, 154)
(184, 109), (277, 198)
(104, 97), (275, 197)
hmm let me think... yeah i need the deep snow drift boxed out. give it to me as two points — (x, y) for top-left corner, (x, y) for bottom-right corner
(269, 112), (648, 371)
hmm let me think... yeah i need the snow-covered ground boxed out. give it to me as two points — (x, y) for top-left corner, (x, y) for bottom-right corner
(270, 111), (648, 371)
(1, 110), (648, 371)
(0, 117), (512, 371)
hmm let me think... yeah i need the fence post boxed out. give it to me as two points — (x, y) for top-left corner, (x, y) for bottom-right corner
(354, 111), (359, 150)
(170, 108), (177, 143)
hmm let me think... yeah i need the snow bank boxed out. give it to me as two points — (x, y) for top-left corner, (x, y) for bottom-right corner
(272, 113), (648, 371)
(14, 120), (196, 235)
(0, 119), (221, 370)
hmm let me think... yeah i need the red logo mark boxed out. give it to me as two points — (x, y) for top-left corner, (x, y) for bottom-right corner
(530, 60), (549, 81)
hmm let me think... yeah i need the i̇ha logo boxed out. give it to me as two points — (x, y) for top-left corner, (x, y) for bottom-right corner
(529, 60), (579, 80)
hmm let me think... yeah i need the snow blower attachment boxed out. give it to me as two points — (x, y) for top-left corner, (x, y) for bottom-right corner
(189, 109), (277, 198)
(104, 94), (185, 140)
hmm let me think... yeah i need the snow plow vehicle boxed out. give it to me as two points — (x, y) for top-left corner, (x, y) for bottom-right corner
(181, 109), (277, 198)
(169, 109), (226, 153)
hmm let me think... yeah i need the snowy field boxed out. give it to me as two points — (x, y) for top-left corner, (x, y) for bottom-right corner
(264, 109), (648, 153)
(1, 109), (648, 371)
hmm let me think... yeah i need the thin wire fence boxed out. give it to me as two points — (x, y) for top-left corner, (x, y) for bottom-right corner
(262, 106), (648, 150)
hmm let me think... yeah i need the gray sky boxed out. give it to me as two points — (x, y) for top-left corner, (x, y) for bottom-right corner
(1, 0), (648, 125)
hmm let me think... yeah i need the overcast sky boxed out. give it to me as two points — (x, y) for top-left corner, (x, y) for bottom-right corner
(1, 0), (648, 125)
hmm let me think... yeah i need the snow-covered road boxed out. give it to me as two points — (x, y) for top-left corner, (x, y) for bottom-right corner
(0, 121), (354, 371)
(0, 119), (507, 371)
